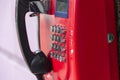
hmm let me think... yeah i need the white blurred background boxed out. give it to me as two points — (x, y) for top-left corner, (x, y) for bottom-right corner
(0, 0), (39, 80)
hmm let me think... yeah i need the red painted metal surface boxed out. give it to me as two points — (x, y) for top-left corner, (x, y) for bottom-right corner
(40, 0), (119, 80)
(105, 0), (119, 80)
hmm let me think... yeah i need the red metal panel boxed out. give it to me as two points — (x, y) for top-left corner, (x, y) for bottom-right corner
(74, 0), (119, 80)
(105, 0), (119, 80)
(40, 0), (119, 80)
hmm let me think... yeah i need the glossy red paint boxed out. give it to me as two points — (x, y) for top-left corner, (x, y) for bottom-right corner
(40, 0), (119, 80)
(105, 0), (119, 80)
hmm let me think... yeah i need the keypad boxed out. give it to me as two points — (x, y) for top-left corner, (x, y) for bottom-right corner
(49, 25), (66, 62)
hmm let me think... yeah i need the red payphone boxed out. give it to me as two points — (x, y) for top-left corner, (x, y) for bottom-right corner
(16, 0), (120, 80)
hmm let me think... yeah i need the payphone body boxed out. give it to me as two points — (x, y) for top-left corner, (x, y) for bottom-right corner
(40, 0), (119, 80)
(16, 0), (120, 79)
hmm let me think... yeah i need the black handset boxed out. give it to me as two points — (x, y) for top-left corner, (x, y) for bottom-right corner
(16, 0), (52, 80)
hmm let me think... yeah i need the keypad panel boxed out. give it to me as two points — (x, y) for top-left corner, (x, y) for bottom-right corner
(49, 25), (66, 62)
